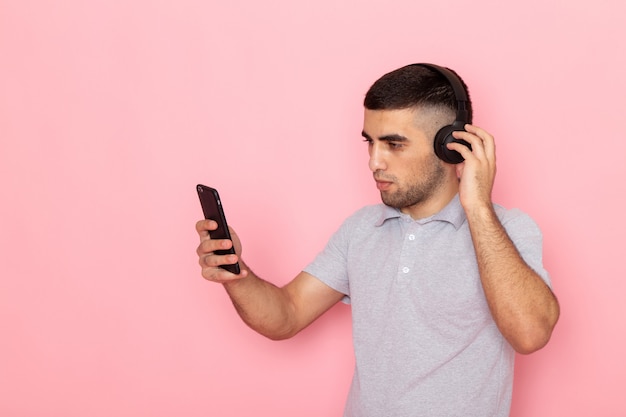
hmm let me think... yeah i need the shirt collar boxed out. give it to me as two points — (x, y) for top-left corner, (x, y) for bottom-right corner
(374, 193), (466, 229)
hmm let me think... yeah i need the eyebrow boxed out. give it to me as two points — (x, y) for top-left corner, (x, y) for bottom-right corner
(361, 131), (409, 142)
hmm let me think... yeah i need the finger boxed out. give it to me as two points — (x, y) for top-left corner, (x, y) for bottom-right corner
(201, 264), (233, 282)
(451, 130), (489, 161)
(447, 139), (476, 161)
(201, 261), (248, 283)
(196, 219), (217, 239)
(196, 237), (233, 258)
(464, 124), (496, 158)
(199, 250), (238, 269)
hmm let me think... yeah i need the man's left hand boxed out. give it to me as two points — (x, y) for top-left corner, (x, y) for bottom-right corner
(448, 124), (497, 212)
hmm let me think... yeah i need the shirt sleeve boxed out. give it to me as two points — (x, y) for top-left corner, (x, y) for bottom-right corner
(500, 208), (553, 288)
(303, 217), (352, 302)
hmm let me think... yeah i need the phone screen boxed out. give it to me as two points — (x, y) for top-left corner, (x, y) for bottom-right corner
(197, 184), (241, 274)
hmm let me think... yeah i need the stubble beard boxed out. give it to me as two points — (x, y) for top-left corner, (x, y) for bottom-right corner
(379, 156), (447, 210)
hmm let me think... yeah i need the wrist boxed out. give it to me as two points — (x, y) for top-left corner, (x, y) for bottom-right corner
(463, 199), (496, 223)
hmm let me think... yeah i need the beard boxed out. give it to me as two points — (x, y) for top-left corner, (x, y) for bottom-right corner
(378, 155), (447, 210)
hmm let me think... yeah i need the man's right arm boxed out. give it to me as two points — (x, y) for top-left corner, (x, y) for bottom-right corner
(196, 219), (344, 340)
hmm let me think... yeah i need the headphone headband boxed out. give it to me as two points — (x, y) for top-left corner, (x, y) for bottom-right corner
(415, 63), (472, 164)
(416, 63), (470, 127)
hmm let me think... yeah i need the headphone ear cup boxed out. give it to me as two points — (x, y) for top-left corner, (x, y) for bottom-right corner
(433, 125), (471, 164)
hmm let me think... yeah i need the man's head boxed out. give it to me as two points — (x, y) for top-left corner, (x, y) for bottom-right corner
(364, 63), (472, 142)
(361, 64), (473, 218)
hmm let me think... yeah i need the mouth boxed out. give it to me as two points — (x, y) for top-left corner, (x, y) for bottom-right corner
(374, 175), (393, 191)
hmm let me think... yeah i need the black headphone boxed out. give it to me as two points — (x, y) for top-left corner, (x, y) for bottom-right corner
(417, 63), (472, 164)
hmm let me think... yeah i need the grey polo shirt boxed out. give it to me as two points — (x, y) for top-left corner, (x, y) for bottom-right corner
(304, 194), (551, 417)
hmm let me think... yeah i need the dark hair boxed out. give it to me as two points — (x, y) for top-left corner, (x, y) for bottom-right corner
(364, 64), (473, 123)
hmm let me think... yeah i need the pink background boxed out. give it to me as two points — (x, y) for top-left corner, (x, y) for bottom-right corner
(1, 0), (624, 416)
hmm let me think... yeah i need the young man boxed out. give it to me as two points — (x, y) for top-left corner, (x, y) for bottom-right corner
(196, 63), (560, 416)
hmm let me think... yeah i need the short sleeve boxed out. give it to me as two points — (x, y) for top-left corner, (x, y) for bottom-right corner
(303, 218), (352, 302)
(499, 208), (552, 288)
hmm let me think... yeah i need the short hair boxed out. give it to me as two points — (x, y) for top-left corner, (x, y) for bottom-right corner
(363, 63), (473, 124)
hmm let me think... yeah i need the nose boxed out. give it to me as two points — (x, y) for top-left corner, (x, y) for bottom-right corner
(368, 142), (386, 172)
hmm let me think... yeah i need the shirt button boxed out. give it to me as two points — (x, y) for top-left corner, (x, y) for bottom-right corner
(408, 234), (416, 241)
(402, 267), (410, 274)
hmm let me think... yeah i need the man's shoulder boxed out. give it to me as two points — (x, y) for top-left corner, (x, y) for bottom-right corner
(345, 203), (393, 226)
(493, 203), (542, 233)
(351, 203), (386, 217)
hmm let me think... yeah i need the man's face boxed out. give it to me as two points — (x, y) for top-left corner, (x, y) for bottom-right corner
(362, 107), (449, 217)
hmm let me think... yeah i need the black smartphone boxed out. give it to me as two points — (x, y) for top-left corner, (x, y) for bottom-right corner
(196, 184), (241, 274)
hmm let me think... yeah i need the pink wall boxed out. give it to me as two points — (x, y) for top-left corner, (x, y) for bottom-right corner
(1, 0), (624, 415)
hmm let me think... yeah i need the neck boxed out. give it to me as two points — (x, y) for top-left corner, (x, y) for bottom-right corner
(401, 174), (459, 220)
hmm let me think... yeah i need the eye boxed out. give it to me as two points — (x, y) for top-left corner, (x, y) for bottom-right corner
(387, 142), (403, 149)
(362, 138), (373, 145)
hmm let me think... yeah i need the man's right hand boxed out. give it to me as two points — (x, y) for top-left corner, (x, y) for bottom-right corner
(195, 219), (248, 283)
